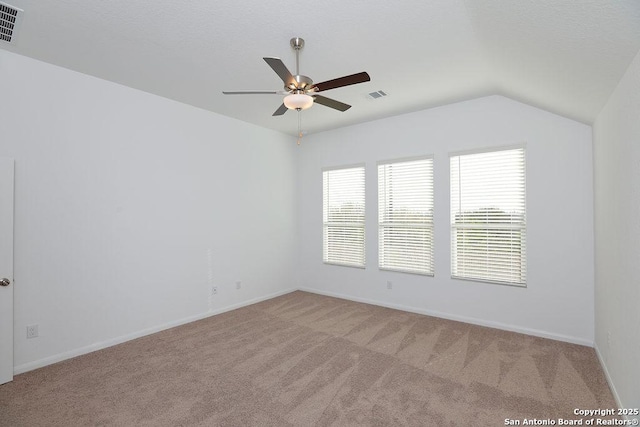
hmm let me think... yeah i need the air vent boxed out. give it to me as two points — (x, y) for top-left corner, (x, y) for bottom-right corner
(0, 2), (23, 45)
(367, 90), (388, 100)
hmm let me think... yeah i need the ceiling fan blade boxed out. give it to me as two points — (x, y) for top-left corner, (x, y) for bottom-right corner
(313, 72), (370, 93)
(222, 91), (284, 95)
(272, 103), (288, 116)
(313, 95), (351, 112)
(264, 57), (296, 88)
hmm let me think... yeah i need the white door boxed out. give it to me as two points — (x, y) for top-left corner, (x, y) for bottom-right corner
(0, 157), (14, 384)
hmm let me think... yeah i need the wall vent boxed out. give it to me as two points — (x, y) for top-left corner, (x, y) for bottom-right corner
(367, 90), (388, 100)
(0, 2), (23, 45)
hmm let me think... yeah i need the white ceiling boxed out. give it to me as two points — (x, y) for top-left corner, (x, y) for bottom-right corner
(3, 0), (640, 136)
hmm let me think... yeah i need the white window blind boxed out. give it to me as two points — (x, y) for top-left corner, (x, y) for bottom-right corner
(378, 157), (434, 275)
(323, 166), (365, 267)
(450, 147), (526, 286)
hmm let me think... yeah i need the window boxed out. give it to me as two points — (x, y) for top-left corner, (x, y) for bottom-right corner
(378, 157), (434, 275)
(323, 165), (365, 267)
(450, 147), (526, 286)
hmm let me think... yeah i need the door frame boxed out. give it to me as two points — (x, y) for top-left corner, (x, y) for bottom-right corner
(0, 157), (15, 384)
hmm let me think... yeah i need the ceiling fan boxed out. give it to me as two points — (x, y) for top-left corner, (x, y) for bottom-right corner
(222, 37), (371, 120)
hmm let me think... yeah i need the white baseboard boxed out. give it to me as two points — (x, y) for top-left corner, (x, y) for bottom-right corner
(14, 287), (297, 375)
(13, 285), (595, 376)
(298, 287), (594, 347)
(14, 285), (630, 422)
(594, 344), (632, 420)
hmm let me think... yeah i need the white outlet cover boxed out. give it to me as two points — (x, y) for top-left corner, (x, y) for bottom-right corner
(26, 324), (38, 339)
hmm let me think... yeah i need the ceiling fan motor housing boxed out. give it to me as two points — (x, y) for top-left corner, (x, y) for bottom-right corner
(290, 75), (313, 91)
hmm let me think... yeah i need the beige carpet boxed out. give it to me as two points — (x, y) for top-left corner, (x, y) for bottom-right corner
(0, 291), (617, 426)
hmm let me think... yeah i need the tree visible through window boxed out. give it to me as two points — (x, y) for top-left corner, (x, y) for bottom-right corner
(450, 147), (526, 285)
(323, 166), (365, 267)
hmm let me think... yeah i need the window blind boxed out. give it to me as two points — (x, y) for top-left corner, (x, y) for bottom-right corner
(323, 166), (365, 267)
(450, 147), (526, 285)
(378, 157), (434, 275)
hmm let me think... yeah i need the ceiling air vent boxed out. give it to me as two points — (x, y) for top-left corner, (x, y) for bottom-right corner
(0, 2), (23, 45)
(367, 90), (388, 100)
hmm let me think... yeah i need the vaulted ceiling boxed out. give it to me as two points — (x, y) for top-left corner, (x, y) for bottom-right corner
(2, 0), (639, 136)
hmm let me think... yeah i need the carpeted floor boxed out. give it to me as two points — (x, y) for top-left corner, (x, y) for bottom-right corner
(0, 291), (617, 426)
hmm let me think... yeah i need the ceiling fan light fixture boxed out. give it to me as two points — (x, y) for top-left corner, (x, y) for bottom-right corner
(284, 93), (314, 110)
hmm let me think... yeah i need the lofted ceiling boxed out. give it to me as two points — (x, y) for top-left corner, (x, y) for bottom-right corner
(2, 0), (640, 137)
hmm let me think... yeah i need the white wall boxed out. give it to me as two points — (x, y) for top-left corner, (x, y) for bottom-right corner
(296, 95), (595, 345)
(593, 49), (640, 414)
(0, 48), (602, 375)
(0, 50), (297, 372)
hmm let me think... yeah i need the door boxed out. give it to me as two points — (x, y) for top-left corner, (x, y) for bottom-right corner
(0, 157), (14, 384)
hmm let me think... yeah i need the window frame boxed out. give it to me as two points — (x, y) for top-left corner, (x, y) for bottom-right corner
(322, 164), (366, 269)
(449, 145), (527, 287)
(378, 155), (435, 276)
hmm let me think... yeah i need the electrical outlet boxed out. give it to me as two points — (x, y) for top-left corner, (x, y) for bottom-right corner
(387, 281), (393, 290)
(236, 281), (242, 290)
(211, 286), (218, 296)
(26, 324), (39, 339)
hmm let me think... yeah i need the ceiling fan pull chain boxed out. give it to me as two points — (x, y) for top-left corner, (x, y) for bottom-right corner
(297, 110), (303, 145)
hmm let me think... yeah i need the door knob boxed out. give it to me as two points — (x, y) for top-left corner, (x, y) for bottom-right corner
(0, 278), (10, 287)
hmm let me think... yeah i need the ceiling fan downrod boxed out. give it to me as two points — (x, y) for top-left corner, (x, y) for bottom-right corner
(288, 38), (313, 91)
(291, 37), (304, 76)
